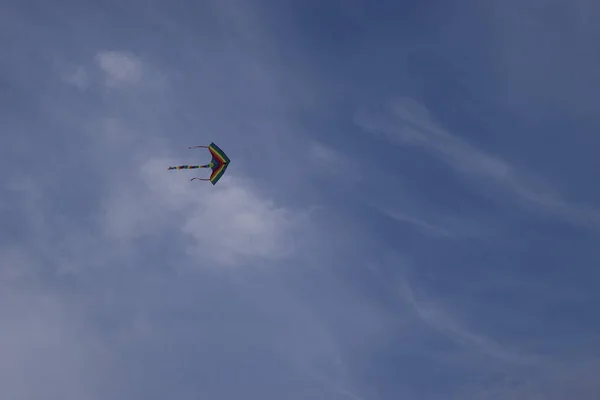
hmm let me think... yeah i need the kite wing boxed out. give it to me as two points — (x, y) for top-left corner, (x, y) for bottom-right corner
(170, 142), (230, 185)
(208, 162), (229, 185)
(208, 142), (230, 164)
(206, 142), (230, 185)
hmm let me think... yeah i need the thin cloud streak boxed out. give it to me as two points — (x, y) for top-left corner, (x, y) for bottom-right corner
(355, 96), (600, 230)
(398, 277), (540, 366)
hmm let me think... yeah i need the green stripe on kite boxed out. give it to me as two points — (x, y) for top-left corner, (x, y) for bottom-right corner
(209, 142), (230, 164)
(210, 163), (229, 185)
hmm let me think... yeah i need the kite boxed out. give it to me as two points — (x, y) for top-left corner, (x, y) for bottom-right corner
(168, 142), (230, 185)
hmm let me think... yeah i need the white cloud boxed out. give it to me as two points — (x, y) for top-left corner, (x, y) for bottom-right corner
(181, 179), (300, 264)
(95, 51), (143, 88)
(148, 158), (304, 266)
(95, 155), (309, 266)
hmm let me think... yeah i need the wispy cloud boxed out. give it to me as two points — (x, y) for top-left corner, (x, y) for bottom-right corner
(95, 50), (143, 88)
(63, 65), (89, 91)
(356, 96), (600, 229)
(398, 276), (539, 366)
(461, 357), (600, 400)
(379, 208), (456, 238)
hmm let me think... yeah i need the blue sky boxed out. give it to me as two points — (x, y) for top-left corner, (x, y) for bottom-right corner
(2, 0), (600, 399)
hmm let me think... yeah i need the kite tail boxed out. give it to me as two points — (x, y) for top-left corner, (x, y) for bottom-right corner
(168, 165), (210, 170)
(188, 145), (209, 149)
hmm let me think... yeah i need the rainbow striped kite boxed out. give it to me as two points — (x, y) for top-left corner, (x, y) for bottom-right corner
(168, 142), (230, 185)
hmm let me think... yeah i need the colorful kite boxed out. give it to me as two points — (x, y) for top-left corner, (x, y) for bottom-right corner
(168, 142), (230, 185)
